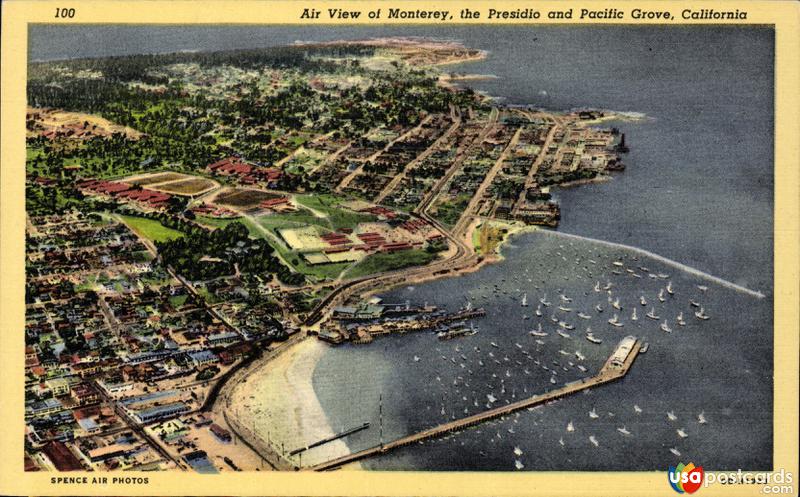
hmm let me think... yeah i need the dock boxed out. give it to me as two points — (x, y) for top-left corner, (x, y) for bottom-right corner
(289, 422), (370, 456)
(310, 337), (641, 471)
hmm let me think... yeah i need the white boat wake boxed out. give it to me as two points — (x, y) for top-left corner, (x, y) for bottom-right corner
(540, 230), (766, 299)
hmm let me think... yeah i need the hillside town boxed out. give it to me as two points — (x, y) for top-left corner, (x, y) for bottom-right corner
(24, 38), (628, 472)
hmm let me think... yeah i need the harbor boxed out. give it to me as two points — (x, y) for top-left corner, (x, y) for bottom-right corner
(311, 336), (642, 470)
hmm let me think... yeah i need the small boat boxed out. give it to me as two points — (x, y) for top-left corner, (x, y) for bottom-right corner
(490, 342), (499, 348)
(559, 437), (565, 446)
(617, 426), (631, 436)
(535, 305), (542, 317)
(594, 281), (601, 292)
(586, 331), (602, 344)
(639, 266), (650, 272)
(557, 330), (571, 339)
(595, 304), (604, 313)
(608, 313), (624, 327)
(670, 448), (682, 457)
(612, 298), (622, 310)
(698, 412), (707, 424)
(487, 393), (497, 403)
(577, 312), (591, 320)
(658, 289), (666, 302)
(575, 350), (585, 361)
(549, 376), (557, 384)
(413, 355), (421, 362)
(697, 285), (708, 292)
(646, 308), (660, 320)
(640, 343), (649, 353)
(577, 364), (588, 372)
(677, 428), (688, 438)
(666, 281), (674, 295)
(626, 268), (634, 274)
(631, 272), (642, 278)
(558, 306), (573, 312)
(660, 320), (672, 333)
(603, 281), (613, 290)
(640, 296), (647, 306)
(530, 324), (548, 337)
(690, 300), (701, 308)
(514, 460), (524, 470)
(589, 435), (599, 447)
(540, 295), (551, 306)
(633, 405), (642, 414)
(589, 408), (599, 419)
(566, 421), (575, 432)
(561, 294), (573, 303)
(667, 411), (678, 421)
(658, 273), (670, 279)
(677, 312), (686, 326)
(631, 308), (638, 321)
(559, 321), (575, 330)
(695, 307), (710, 320)
(612, 261), (624, 267)
(551, 315), (559, 323)
(612, 270), (622, 275)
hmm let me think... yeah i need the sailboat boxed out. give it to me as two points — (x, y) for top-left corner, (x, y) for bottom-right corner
(617, 426), (631, 436)
(577, 312), (591, 320)
(697, 412), (707, 424)
(594, 281), (601, 292)
(646, 307), (660, 320)
(585, 331), (602, 344)
(666, 281), (674, 295)
(589, 408), (599, 419)
(530, 324), (548, 337)
(612, 298), (622, 310)
(660, 320), (672, 333)
(566, 421), (575, 432)
(695, 307), (710, 320)
(676, 312), (686, 326)
(535, 305), (542, 317)
(608, 313), (624, 327)
(640, 295), (647, 306)
(631, 308), (638, 321)
(521, 293), (528, 307)
(658, 289), (666, 302)
(540, 295), (551, 306)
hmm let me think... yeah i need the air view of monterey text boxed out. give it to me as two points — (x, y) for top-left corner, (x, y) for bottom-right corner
(23, 25), (773, 474)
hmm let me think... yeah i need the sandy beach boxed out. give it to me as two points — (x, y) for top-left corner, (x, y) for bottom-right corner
(230, 338), (360, 468)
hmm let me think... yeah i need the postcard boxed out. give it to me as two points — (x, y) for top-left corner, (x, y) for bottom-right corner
(1, 1), (798, 496)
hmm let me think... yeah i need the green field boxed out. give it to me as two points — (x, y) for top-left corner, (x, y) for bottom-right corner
(345, 249), (437, 279)
(293, 194), (376, 230)
(119, 215), (184, 243)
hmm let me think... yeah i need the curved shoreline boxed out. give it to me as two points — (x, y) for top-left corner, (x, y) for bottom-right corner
(217, 223), (765, 471)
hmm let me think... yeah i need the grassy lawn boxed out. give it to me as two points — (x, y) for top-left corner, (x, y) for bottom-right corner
(432, 194), (471, 227)
(293, 194), (376, 230)
(119, 215), (184, 243)
(345, 249), (437, 279)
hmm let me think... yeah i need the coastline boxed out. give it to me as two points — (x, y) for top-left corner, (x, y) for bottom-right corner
(229, 338), (361, 469)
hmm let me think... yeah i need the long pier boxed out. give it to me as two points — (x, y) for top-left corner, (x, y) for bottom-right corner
(311, 337), (641, 471)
